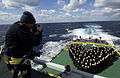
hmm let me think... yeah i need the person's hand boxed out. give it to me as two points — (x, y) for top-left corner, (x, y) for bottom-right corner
(34, 25), (42, 35)
(37, 26), (42, 32)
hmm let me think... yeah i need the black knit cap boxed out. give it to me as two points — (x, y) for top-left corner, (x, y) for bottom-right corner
(20, 11), (36, 24)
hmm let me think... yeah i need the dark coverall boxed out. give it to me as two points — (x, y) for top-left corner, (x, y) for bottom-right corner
(4, 21), (42, 78)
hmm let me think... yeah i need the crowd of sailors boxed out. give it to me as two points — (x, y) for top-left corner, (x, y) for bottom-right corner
(71, 36), (109, 45)
(68, 43), (114, 73)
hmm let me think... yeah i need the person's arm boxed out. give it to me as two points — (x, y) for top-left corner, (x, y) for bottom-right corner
(5, 24), (19, 56)
(32, 24), (43, 46)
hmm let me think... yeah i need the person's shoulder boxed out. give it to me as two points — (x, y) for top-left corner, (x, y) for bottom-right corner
(12, 21), (21, 26)
(7, 21), (21, 32)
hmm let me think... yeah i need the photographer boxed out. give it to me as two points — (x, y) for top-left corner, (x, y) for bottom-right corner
(4, 11), (42, 78)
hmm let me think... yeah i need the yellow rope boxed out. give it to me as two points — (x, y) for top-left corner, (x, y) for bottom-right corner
(2, 55), (22, 64)
(48, 73), (61, 78)
(9, 57), (22, 64)
(71, 41), (113, 47)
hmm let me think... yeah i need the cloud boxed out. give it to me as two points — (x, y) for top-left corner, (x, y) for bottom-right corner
(0, 11), (20, 24)
(2, 0), (40, 11)
(38, 9), (56, 16)
(94, 0), (120, 8)
(94, 0), (120, 20)
(111, 13), (120, 20)
(26, 5), (120, 23)
(63, 0), (79, 12)
(79, 0), (87, 5)
(94, 0), (105, 7)
(32, 9), (57, 23)
(2, 0), (40, 7)
(57, 0), (65, 5)
(0, 1), (3, 7)
(0, 0), (120, 24)
(63, 0), (94, 12)
(65, 12), (71, 16)
(57, 0), (66, 9)
(105, 1), (120, 9)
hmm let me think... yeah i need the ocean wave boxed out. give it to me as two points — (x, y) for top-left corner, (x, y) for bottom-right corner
(36, 40), (68, 62)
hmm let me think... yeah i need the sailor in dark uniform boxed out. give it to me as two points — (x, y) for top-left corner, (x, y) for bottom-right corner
(4, 11), (42, 78)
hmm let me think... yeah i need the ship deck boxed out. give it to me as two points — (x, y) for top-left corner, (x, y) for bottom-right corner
(0, 41), (120, 78)
(50, 48), (120, 78)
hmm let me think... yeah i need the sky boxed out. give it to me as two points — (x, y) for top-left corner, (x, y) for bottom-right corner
(0, 0), (120, 24)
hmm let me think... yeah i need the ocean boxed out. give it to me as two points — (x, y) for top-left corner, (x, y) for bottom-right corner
(0, 21), (120, 56)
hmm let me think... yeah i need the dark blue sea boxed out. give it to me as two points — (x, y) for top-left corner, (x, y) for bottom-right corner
(0, 21), (120, 48)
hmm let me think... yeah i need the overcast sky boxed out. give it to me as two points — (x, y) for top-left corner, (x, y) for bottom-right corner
(0, 0), (120, 24)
